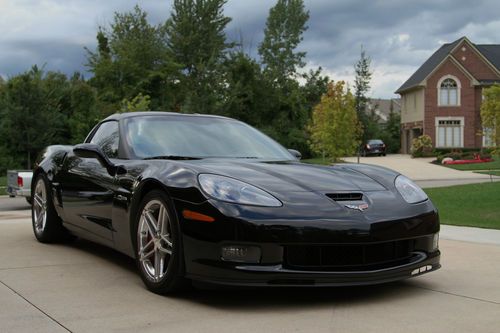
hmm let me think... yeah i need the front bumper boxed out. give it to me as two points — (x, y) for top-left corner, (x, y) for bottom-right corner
(186, 248), (440, 287)
(175, 194), (441, 287)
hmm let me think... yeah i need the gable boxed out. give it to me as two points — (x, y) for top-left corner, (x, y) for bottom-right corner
(451, 40), (499, 80)
(396, 37), (500, 94)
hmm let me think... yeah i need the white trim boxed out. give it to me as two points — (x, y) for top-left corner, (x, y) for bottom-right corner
(437, 75), (461, 106)
(435, 116), (465, 148)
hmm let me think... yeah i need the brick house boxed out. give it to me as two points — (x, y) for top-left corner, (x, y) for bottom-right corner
(396, 37), (500, 153)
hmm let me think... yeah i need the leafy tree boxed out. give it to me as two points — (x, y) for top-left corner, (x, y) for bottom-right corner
(67, 73), (100, 143)
(120, 93), (151, 113)
(222, 51), (272, 126)
(258, 0), (309, 85)
(166, 0), (232, 113)
(354, 48), (372, 140)
(309, 81), (361, 161)
(257, 0), (311, 155)
(481, 85), (500, 150)
(0, 67), (65, 168)
(86, 5), (178, 114)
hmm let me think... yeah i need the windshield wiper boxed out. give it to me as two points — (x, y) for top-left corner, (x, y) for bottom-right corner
(143, 155), (202, 160)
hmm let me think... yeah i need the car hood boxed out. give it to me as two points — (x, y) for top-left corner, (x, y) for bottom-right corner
(187, 160), (388, 193)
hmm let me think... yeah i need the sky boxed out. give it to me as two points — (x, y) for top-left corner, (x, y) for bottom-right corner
(1, 0), (500, 98)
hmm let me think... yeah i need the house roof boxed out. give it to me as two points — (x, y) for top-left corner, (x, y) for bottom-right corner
(366, 98), (401, 123)
(396, 37), (500, 94)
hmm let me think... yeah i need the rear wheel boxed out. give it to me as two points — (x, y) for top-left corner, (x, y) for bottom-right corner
(32, 174), (69, 243)
(135, 190), (188, 294)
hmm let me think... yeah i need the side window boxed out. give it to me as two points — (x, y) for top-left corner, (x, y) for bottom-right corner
(90, 121), (120, 158)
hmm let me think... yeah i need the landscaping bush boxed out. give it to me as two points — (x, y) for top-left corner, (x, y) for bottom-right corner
(411, 135), (433, 158)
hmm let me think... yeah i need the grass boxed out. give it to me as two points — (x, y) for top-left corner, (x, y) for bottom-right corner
(301, 157), (333, 165)
(442, 156), (500, 171)
(425, 182), (500, 230)
(0, 176), (6, 196)
(475, 170), (500, 177)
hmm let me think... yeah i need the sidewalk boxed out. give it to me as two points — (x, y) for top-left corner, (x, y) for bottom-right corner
(440, 224), (500, 246)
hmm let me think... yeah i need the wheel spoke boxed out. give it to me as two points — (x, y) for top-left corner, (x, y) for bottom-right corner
(143, 210), (158, 235)
(161, 235), (173, 249)
(34, 193), (44, 209)
(140, 247), (155, 261)
(154, 250), (163, 281)
(158, 205), (166, 234)
(139, 238), (154, 255)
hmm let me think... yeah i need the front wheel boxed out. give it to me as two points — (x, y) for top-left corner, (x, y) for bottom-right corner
(134, 190), (188, 294)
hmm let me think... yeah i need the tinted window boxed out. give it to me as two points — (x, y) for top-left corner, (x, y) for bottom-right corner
(90, 121), (119, 158)
(368, 140), (384, 145)
(125, 116), (293, 160)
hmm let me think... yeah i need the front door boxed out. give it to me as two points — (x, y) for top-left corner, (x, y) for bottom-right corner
(58, 121), (120, 243)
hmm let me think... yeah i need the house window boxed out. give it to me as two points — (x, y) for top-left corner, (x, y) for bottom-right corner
(436, 119), (463, 147)
(439, 78), (458, 106)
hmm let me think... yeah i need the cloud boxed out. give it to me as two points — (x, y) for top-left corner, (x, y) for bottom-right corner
(1, 0), (500, 97)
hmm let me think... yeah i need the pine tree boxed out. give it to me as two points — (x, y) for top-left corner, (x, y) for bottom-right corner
(354, 49), (372, 140)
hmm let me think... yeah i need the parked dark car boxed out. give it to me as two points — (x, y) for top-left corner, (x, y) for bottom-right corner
(362, 139), (387, 156)
(31, 112), (440, 294)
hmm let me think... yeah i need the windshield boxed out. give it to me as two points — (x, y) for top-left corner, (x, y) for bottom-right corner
(124, 115), (294, 160)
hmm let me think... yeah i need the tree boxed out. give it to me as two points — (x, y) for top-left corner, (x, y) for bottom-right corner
(257, 0), (311, 155)
(120, 93), (151, 113)
(309, 81), (361, 161)
(379, 100), (401, 153)
(86, 5), (178, 114)
(354, 48), (372, 140)
(480, 84), (500, 150)
(166, 0), (232, 113)
(222, 51), (272, 126)
(0, 67), (65, 168)
(258, 0), (309, 85)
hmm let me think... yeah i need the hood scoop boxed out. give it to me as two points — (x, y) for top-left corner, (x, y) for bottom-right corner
(326, 193), (363, 201)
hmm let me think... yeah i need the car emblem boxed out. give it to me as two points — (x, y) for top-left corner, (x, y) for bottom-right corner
(344, 203), (369, 212)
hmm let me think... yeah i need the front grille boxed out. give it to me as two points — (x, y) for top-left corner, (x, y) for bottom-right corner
(284, 240), (415, 271)
(326, 192), (363, 201)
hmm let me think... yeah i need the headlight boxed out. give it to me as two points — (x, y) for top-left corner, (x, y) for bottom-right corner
(395, 175), (428, 204)
(198, 174), (282, 207)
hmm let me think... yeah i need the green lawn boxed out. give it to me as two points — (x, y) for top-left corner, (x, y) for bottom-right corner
(0, 176), (6, 195)
(425, 182), (500, 229)
(301, 157), (333, 165)
(475, 170), (500, 177)
(443, 156), (500, 171)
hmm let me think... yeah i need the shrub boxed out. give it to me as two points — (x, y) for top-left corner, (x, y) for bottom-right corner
(411, 135), (433, 158)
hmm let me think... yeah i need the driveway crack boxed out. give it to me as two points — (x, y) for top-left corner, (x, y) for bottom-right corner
(0, 279), (73, 332)
(411, 284), (500, 306)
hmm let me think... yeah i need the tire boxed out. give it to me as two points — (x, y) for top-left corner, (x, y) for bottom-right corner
(134, 190), (188, 294)
(31, 173), (69, 243)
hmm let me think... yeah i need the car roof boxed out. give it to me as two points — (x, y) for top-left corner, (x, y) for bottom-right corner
(103, 111), (233, 122)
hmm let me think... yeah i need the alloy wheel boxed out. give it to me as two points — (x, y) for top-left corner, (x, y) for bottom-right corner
(137, 200), (174, 282)
(33, 178), (48, 235)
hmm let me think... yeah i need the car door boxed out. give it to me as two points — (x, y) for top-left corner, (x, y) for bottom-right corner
(58, 121), (121, 243)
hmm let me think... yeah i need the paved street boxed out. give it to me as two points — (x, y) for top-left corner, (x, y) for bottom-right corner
(343, 154), (500, 188)
(0, 200), (499, 332)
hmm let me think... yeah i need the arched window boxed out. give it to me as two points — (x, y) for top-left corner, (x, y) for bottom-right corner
(438, 77), (460, 106)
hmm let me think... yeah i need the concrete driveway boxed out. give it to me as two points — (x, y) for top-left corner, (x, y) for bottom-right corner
(343, 154), (499, 188)
(1, 205), (499, 333)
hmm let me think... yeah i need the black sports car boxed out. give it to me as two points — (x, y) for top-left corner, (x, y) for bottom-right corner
(31, 112), (440, 294)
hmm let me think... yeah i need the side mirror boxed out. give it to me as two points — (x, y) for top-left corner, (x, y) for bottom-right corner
(73, 143), (125, 176)
(288, 149), (302, 160)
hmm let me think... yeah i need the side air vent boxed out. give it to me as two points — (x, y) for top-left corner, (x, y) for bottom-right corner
(326, 193), (363, 201)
